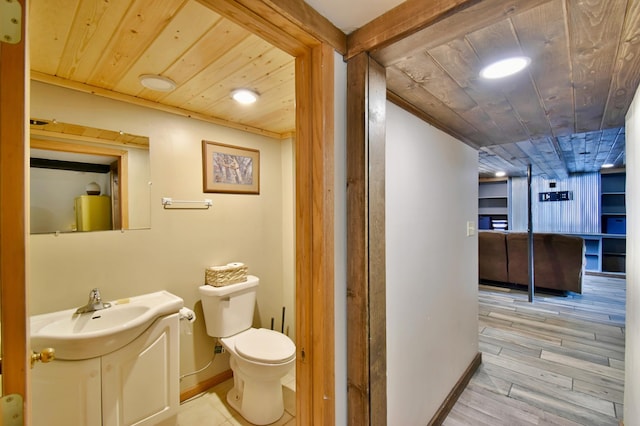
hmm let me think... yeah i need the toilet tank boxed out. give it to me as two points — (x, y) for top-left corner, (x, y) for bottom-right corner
(198, 275), (259, 338)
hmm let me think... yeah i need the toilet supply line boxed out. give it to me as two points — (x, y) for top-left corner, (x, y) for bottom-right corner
(179, 338), (224, 383)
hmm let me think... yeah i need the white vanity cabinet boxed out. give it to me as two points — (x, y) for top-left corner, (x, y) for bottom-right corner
(32, 313), (179, 426)
(102, 313), (180, 425)
(32, 357), (102, 426)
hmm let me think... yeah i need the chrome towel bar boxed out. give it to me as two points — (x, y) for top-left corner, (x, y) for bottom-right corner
(161, 197), (212, 209)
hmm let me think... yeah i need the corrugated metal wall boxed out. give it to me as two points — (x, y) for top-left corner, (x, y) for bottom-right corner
(510, 173), (600, 233)
(510, 177), (528, 231)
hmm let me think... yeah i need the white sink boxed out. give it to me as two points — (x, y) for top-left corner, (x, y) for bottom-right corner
(30, 290), (183, 360)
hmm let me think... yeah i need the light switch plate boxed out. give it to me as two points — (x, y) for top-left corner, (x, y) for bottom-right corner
(466, 221), (476, 236)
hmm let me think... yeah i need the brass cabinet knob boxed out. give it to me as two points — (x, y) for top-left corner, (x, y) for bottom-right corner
(31, 348), (55, 367)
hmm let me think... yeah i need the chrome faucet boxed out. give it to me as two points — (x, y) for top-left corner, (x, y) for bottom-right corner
(75, 288), (111, 314)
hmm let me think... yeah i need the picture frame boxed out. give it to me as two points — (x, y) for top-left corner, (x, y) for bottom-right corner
(202, 140), (260, 194)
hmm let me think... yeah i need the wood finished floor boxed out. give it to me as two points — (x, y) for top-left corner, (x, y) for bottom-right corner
(444, 275), (625, 426)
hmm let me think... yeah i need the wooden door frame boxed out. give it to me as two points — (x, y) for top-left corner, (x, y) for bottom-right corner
(0, 0), (28, 416)
(192, 3), (340, 419)
(1, 0), (335, 423)
(192, 1), (339, 423)
(14, 3), (336, 424)
(346, 52), (387, 424)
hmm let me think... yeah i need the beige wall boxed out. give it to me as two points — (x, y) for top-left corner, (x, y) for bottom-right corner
(385, 101), (479, 422)
(625, 85), (639, 425)
(29, 81), (295, 390)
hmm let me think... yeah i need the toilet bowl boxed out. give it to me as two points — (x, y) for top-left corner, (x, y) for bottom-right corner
(220, 328), (295, 425)
(198, 277), (296, 425)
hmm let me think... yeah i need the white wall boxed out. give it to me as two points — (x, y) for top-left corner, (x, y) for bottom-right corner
(333, 51), (348, 426)
(29, 81), (295, 391)
(385, 102), (479, 423)
(625, 86), (640, 425)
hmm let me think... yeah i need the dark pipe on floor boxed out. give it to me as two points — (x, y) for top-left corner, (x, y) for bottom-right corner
(281, 307), (285, 333)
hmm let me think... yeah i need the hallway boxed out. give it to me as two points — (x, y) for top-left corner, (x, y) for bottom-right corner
(445, 275), (625, 425)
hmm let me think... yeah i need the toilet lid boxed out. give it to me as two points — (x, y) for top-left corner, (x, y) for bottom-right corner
(234, 328), (296, 364)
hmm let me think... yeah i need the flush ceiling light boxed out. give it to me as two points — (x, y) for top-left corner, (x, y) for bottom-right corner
(480, 56), (531, 79)
(495, 171), (506, 177)
(601, 163), (614, 169)
(231, 89), (259, 105)
(139, 74), (177, 91)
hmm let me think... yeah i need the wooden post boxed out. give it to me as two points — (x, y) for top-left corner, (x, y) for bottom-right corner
(0, 0), (28, 414)
(347, 52), (387, 425)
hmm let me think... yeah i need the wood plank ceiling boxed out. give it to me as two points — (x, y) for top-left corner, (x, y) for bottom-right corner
(29, 0), (296, 139)
(372, 0), (638, 179)
(29, 0), (640, 180)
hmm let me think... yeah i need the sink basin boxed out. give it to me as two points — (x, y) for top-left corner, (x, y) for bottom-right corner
(30, 290), (183, 360)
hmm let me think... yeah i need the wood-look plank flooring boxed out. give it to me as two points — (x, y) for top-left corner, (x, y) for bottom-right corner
(444, 275), (625, 426)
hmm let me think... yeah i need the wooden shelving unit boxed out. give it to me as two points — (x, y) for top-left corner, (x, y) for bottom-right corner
(582, 236), (602, 272)
(478, 179), (508, 230)
(477, 172), (627, 275)
(601, 171), (626, 274)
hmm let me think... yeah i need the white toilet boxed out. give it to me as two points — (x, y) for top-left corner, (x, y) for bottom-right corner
(199, 275), (296, 425)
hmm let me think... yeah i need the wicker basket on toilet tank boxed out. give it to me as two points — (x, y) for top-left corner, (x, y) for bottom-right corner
(205, 262), (248, 287)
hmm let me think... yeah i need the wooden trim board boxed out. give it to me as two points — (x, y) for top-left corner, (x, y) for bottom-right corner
(346, 52), (387, 424)
(293, 43), (336, 424)
(428, 352), (482, 425)
(31, 71), (287, 140)
(387, 90), (480, 149)
(237, 0), (347, 54)
(194, 2), (337, 423)
(180, 369), (234, 402)
(0, 0), (28, 413)
(309, 42), (336, 423)
(345, 0), (479, 59)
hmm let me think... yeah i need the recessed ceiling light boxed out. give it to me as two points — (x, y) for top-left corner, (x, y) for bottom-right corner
(495, 171), (506, 177)
(601, 163), (614, 169)
(231, 89), (259, 104)
(480, 56), (531, 79)
(139, 74), (177, 92)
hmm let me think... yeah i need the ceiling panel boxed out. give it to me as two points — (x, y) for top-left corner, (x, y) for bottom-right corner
(29, 0), (296, 138)
(374, 0), (638, 178)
